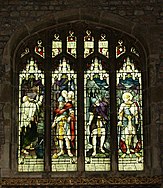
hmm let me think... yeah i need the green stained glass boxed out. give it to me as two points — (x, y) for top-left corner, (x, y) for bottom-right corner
(52, 34), (62, 58)
(117, 57), (143, 171)
(116, 40), (126, 58)
(51, 58), (77, 171)
(84, 30), (94, 58)
(18, 58), (45, 172)
(67, 31), (77, 58)
(98, 34), (109, 58)
(84, 58), (110, 171)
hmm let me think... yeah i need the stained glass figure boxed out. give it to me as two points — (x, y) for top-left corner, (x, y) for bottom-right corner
(131, 47), (140, 57)
(18, 58), (45, 172)
(84, 30), (94, 58)
(117, 57), (143, 171)
(67, 31), (77, 58)
(52, 34), (62, 58)
(35, 40), (45, 58)
(84, 57), (110, 171)
(51, 58), (77, 171)
(98, 34), (109, 58)
(116, 40), (126, 58)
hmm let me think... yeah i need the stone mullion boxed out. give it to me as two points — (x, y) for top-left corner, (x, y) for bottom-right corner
(109, 34), (118, 172)
(76, 28), (85, 172)
(44, 30), (52, 173)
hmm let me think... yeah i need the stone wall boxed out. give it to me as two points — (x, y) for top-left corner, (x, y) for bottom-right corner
(0, 0), (163, 185)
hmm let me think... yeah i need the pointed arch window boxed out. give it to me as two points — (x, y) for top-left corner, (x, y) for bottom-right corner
(16, 23), (145, 173)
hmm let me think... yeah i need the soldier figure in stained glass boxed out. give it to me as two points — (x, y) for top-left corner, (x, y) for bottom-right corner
(87, 97), (109, 156)
(52, 90), (75, 158)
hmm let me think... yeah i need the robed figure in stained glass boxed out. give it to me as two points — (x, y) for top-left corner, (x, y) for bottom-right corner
(20, 79), (44, 159)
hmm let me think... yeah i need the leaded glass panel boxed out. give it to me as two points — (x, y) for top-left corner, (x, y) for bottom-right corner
(51, 58), (77, 171)
(52, 34), (62, 58)
(84, 58), (110, 171)
(117, 57), (143, 171)
(35, 40), (45, 58)
(131, 47), (140, 57)
(67, 31), (77, 58)
(98, 34), (109, 58)
(116, 40), (126, 58)
(18, 58), (45, 172)
(84, 30), (94, 58)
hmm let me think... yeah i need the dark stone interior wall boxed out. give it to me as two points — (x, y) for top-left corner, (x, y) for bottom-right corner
(0, 0), (163, 185)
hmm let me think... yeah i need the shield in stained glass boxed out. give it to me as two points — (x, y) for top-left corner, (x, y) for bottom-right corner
(18, 58), (45, 172)
(84, 58), (110, 171)
(35, 40), (45, 58)
(51, 58), (77, 171)
(117, 57), (143, 171)
(116, 39), (126, 58)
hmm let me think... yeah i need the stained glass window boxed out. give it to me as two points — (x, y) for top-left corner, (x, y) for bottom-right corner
(84, 30), (94, 58)
(84, 58), (110, 171)
(117, 57), (143, 171)
(16, 24), (145, 173)
(98, 34), (109, 58)
(35, 40), (45, 58)
(51, 58), (77, 171)
(52, 34), (62, 58)
(67, 31), (77, 58)
(18, 58), (45, 172)
(116, 40), (126, 58)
